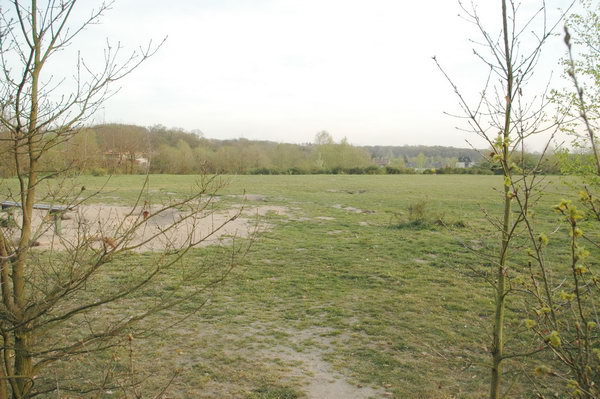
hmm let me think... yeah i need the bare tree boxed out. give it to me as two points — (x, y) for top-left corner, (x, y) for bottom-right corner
(0, 2), (246, 398)
(435, 1), (573, 397)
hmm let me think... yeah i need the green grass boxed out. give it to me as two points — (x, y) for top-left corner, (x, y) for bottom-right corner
(0, 174), (588, 398)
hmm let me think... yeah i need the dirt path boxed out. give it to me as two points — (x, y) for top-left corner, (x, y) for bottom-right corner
(262, 328), (387, 399)
(294, 351), (384, 399)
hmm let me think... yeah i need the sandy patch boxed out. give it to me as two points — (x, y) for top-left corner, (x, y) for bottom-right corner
(261, 328), (387, 399)
(295, 350), (383, 399)
(333, 204), (375, 214)
(2, 203), (288, 252)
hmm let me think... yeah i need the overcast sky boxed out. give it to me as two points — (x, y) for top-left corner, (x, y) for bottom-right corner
(66, 0), (576, 148)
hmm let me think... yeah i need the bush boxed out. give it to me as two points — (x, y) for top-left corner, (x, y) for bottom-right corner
(249, 168), (283, 175)
(407, 199), (429, 225)
(364, 165), (384, 174)
(90, 167), (108, 176)
(346, 167), (365, 174)
(391, 199), (467, 230)
(287, 167), (307, 175)
(431, 167), (494, 175)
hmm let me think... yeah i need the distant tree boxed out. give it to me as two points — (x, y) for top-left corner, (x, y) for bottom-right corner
(336, 137), (371, 169)
(152, 143), (178, 173)
(270, 143), (312, 172)
(312, 133), (371, 172)
(175, 139), (195, 174)
(314, 130), (334, 145)
(194, 145), (217, 173)
(414, 152), (427, 169)
(389, 157), (406, 169)
(447, 157), (458, 168)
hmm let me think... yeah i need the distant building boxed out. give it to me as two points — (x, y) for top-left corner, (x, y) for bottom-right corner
(103, 150), (148, 165)
(456, 156), (473, 168)
(103, 150), (150, 172)
(135, 156), (149, 165)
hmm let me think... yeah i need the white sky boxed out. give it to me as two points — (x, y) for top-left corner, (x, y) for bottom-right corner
(62, 0), (577, 147)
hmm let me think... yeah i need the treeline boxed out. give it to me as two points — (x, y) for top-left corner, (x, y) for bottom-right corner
(0, 123), (573, 176)
(366, 145), (483, 166)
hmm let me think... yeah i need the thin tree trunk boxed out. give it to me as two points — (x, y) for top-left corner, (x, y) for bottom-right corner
(490, 187), (511, 399)
(490, 1), (514, 398)
(0, 343), (9, 399)
(12, 1), (42, 395)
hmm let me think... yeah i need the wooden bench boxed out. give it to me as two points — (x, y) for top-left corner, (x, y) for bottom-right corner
(1, 201), (75, 234)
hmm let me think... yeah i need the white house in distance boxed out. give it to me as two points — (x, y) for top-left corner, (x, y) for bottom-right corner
(455, 156), (473, 168)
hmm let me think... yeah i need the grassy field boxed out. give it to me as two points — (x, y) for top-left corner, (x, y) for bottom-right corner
(0, 174), (584, 398)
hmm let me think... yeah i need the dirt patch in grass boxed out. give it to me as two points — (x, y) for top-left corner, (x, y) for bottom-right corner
(333, 204), (375, 214)
(258, 328), (387, 399)
(248, 328), (387, 399)
(3, 203), (290, 252)
(130, 317), (386, 398)
(298, 351), (384, 399)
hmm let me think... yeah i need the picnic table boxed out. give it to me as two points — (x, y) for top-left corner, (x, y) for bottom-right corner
(1, 201), (75, 234)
